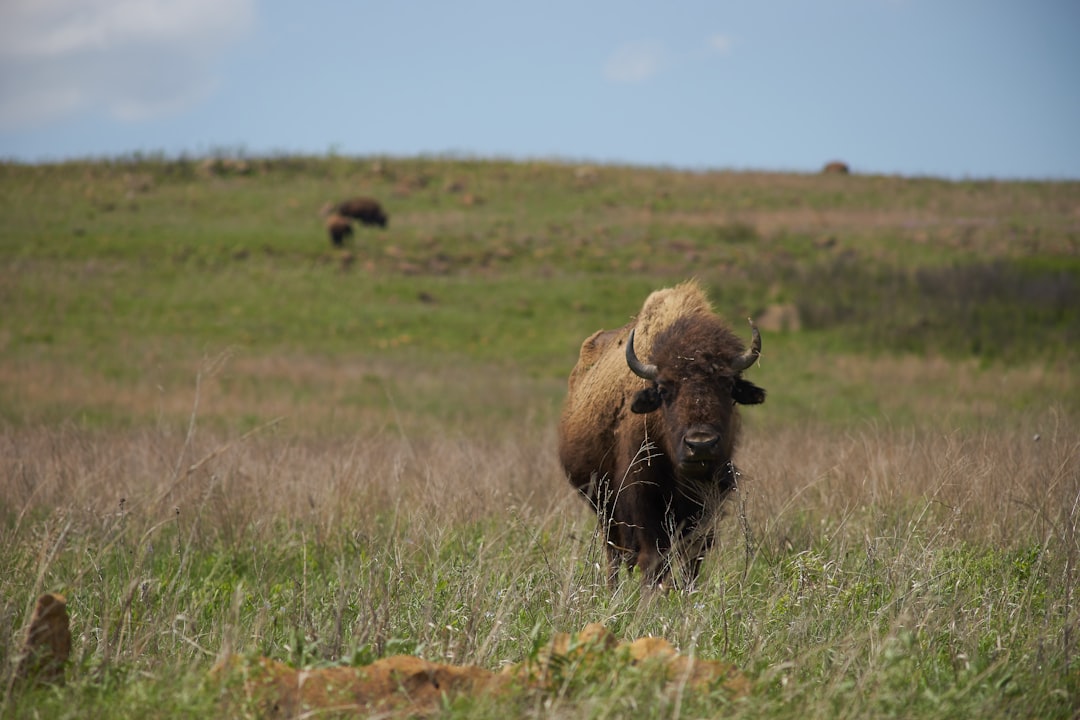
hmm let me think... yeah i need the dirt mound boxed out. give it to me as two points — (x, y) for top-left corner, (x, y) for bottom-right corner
(213, 654), (492, 718)
(14, 593), (71, 686)
(213, 623), (748, 717)
(508, 623), (749, 701)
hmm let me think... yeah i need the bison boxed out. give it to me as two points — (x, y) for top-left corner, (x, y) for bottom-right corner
(558, 280), (765, 589)
(333, 196), (389, 228)
(822, 161), (850, 175)
(325, 213), (354, 247)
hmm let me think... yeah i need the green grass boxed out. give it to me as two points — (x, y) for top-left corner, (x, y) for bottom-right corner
(2, 154), (1079, 718)
(2, 422), (1077, 718)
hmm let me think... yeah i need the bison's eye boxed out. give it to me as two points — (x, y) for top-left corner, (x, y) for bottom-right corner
(657, 383), (674, 402)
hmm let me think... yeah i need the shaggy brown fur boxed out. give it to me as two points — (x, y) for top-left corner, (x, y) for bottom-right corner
(558, 280), (766, 589)
(325, 213), (354, 247)
(335, 196), (389, 228)
(822, 161), (850, 174)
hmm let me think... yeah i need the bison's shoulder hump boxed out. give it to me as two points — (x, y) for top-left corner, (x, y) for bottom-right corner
(637, 280), (713, 331)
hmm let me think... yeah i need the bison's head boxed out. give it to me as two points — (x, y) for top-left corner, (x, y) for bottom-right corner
(625, 317), (765, 481)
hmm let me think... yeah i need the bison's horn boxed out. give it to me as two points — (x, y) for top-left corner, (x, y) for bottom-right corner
(731, 319), (761, 371)
(625, 328), (659, 380)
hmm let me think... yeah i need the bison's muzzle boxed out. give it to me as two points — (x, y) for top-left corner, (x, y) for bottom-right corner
(676, 425), (728, 481)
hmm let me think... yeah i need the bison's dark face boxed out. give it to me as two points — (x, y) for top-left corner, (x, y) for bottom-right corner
(626, 318), (765, 481)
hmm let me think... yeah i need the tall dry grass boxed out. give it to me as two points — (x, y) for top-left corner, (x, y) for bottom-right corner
(2, 406), (1077, 717)
(742, 410), (1077, 552)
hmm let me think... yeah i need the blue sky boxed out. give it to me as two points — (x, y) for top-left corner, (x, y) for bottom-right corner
(1, 0), (1077, 179)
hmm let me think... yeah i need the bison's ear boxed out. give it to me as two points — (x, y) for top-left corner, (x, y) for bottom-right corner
(733, 379), (766, 405)
(631, 387), (662, 414)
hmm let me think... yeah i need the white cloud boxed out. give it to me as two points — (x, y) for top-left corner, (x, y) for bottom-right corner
(707, 33), (734, 55)
(603, 34), (733, 85)
(604, 42), (666, 84)
(0, 0), (255, 130)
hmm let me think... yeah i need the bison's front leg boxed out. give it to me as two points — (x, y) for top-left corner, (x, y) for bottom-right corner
(617, 457), (676, 588)
(626, 506), (674, 589)
(604, 524), (626, 588)
(636, 544), (670, 588)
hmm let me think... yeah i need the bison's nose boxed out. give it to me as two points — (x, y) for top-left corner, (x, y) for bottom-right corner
(684, 429), (720, 455)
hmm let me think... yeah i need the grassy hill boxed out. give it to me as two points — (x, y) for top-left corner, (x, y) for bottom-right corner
(2, 155), (1078, 718)
(2, 155), (1076, 432)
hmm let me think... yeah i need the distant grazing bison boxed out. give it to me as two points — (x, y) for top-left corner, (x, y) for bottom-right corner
(325, 213), (354, 247)
(558, 280), (766, 589)
(332, 196), (389, 228)
(822, 161), (850, 175)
